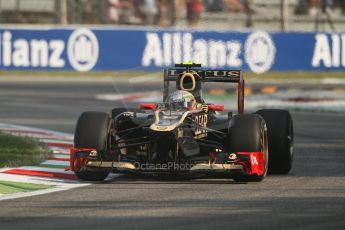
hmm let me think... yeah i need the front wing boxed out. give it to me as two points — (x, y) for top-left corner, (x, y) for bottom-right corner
(69, 148), (265, 177)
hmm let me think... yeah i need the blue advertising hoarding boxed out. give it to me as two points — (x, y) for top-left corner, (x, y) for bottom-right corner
(0, 26), (343, 73)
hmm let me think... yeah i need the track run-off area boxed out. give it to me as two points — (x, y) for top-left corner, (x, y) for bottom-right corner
(0, 76), (344, 230)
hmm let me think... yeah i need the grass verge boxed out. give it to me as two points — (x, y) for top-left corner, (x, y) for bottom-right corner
(0, 132), (52, 168)
(0, 181), (52, 195)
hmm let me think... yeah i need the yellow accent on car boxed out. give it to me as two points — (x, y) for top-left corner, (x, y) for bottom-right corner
(177, 62), (201, 65)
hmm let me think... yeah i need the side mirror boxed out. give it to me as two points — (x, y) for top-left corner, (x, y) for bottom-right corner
(139, 103), (157, 111)
(208, 104), (224, 111)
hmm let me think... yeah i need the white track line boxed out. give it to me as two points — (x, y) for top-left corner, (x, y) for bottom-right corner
(0, 170), (89, 201)
(40, 139), (73, 144)
(51, 154), (70, 159)
(40, 160), (70, 166)
(17, 166), (74, 174)
(50, 147), (70, 154)
(0, 185), (89, 201)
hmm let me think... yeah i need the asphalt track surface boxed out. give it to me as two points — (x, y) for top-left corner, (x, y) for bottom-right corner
(0, 78), (344, 230)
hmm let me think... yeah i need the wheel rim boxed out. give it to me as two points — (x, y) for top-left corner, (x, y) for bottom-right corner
(263, 126), (269, 177)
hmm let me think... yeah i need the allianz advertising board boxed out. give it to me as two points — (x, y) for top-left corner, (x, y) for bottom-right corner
(0, 27), (344, 73)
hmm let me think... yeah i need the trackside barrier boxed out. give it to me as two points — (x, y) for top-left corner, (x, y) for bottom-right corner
(0, 27), (344, 73)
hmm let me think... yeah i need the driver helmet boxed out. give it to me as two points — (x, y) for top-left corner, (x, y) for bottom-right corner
(168, 90), (196, 111)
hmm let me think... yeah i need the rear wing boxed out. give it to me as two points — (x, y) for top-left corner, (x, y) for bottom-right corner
(163, 68), (245, 113)
(164, 69), (241, 83)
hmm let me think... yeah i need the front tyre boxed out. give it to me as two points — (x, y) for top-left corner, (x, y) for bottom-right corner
(226, 114), (268, 182)
(74, 112), (111, 181)
(256, 109), (294, 174)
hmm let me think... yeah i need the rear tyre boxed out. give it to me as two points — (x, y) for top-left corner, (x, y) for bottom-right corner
(256, 109), (294, 174)
(226, 114), (268, 182)
(74, 112), (111, 181)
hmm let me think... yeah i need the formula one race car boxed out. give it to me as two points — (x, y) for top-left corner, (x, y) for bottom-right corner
(70, 63), (294, 182)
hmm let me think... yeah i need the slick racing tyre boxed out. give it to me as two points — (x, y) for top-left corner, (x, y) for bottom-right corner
(74, 112), (111, 181)
(256, 109), (294, 174)
(226, 114), (268, 182)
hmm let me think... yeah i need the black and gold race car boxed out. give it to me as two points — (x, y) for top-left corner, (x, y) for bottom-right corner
(70, 63), (294, 182)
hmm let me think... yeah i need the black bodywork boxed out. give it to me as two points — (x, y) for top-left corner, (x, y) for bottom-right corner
(104, 64), (244, 172)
